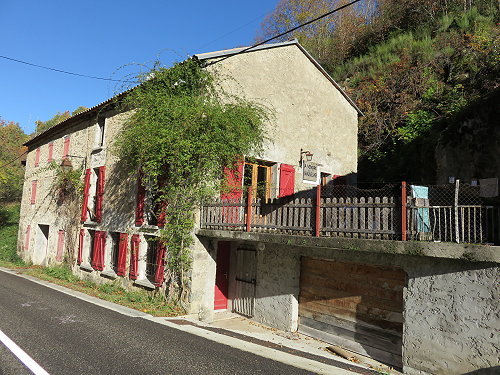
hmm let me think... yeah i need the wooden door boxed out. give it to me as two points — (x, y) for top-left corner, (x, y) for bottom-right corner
(299, 257), (405, 369)
(232, 246), (257, 317)
(214, 241), (231, 310)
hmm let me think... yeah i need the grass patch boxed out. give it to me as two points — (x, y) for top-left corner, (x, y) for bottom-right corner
(23, 265), (184, 317)
(0, 203), (25, 267)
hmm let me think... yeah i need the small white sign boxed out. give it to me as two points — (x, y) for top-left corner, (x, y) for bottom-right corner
(302, 161), (319, 185)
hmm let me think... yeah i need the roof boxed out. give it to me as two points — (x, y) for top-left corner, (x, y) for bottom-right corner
(25, 40), (361, 147)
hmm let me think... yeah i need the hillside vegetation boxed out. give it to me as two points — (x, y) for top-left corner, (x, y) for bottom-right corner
(260, 0), (499, 183)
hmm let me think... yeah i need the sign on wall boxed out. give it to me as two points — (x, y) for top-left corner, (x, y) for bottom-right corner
(302, 161), (319, 185)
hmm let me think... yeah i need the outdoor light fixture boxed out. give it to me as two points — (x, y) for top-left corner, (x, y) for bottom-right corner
(300, 148), (313, 163)
(60, 158), (73, 173)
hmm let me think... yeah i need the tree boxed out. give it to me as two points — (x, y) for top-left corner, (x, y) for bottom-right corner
(35, 106), (88, 135)
(0, 119), (29, 202)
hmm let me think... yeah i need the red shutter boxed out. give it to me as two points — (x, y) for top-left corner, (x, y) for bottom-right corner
(279, 164), (295, 198)
(157, 201), (167, 228)
(135, 172), (145, 226)
(56, 230), (65, 261)
(91, 231), (106, 271)
(78, 229), (85, 265)
(154, 240), (167, 286)
(63, 137), (70, 158)
(95, 166), (106, 223)
(31, 181), (37, 204)
(129, 234), (140, 280)
(221, 161), (244, 200)
(47, 142), (54, 162)
(24, 225), (31, 252)
(81, 169), (91, 222)
(35, 148), (40, 167)
(116, 233), (128, 276)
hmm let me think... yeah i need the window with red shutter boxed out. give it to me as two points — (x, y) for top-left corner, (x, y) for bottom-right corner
(81, 169), (91, 222)
(56, 230), (65, 261)
(62, 136), (70, 159)
(154, 240), (166, 286)
(34, 148), (40, 167)
(279, 164), (295, 198)
(31, 180), (37, 204)
(24, 225), (31, 252)
(116, 233), (128, 276)
(78, 229), (85, 265)
(47, 142), (54, 162)
(95, 166), (106, 223)
(135, 172), (145, 226)
(129, 234), (140, 280)
(91, 231), (106, 271)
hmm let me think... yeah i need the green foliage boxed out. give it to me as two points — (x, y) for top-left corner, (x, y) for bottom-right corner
(114, 58), (271, 297)
(0, 119), (28, 203)
(0, 204), (24, 265)
(34, 106), (88, 135)
(397, 110), (436, 143)
(45, 161), (84, 203)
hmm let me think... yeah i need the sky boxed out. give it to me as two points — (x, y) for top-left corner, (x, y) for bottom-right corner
(0, 0), (278, 135)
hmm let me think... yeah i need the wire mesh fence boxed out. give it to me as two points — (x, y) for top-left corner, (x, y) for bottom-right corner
(200, 181), (499, 245)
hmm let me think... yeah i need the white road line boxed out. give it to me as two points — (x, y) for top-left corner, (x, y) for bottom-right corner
(0, 329), (50, 375)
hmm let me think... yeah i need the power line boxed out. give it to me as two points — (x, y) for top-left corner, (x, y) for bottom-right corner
(206, 0), (361, 66)
(0, 55), (138, 83)
(0, 150), (28, 169)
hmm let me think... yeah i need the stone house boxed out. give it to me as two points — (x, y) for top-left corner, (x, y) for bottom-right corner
(18, 40), (360, 305)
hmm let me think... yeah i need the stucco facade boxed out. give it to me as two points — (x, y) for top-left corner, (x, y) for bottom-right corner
(17, 40), (359, 299)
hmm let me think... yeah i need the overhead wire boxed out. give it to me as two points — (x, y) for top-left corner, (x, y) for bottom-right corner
(206, 0), (362, 66)
(0, 55), (138, 84)
(0, 150), (28, 169)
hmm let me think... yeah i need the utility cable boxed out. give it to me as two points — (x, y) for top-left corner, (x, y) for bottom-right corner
(0, 55), (138, 83)
(0, 150), (28, 169)
(206, 0), (361, 66)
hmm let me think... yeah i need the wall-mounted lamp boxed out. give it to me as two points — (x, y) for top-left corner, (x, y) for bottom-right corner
(300, 148), (313, 164)
(60, 158), (73, 173)
(65, 154), (87, 170)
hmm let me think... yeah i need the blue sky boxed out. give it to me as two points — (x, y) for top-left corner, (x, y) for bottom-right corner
(0, 1), (278, 134)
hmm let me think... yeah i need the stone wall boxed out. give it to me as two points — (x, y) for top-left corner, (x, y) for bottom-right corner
(196, 230), (499, 374)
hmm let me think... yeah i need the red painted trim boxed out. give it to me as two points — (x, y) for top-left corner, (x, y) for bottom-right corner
(77, 229), (85, 265)
(246, 187), (252, 232)
(24, 225), (31, 252)
(30, 180), (37, 204)
(81, 169), (91, 222)
(154, 240), (166, 286)
(56, 230), (65, 261)
(91, 231), (106, 271)
(401, 181), (407, 241)
(156, 201), (167, 228)
(279, 164), (295, 198)
(62, 136), (70, 158)
(34, 148), (40, 167)
(116, 233), (128, 276)
(129, 234), (140, 280)
(47, 142), (53, 162)
(315, 184), (321, 237)
(95, 166), (106, 223)
(135, 172), (145, 226)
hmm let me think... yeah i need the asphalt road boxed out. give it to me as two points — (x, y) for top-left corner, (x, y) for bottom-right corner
(0, 269), (321, 375)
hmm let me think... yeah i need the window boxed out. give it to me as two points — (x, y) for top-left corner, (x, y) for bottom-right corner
(81, 167), (105, 223)
(34, 148), (40, 167)
(47, 142), (54, 162)
(135, 171), (165, 227)
(87, 230), (96, 265)
(244, 160), (274, 201)
(24, 225), (31, 252)
(95, 116), (105, 148)
(144, 236), (166, 286)
(129, 234), (140, 280)
(30, 180), (37, 204)
(90, 230), (106, 271)
(145, 237), (158, 282)
(110, 232), (120, 274)
(77, 229), (85, 265)
(62, 136), (70, 159)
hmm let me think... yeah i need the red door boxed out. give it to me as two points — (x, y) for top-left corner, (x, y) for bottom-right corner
(214, 241), (231, 310)
(279, 164), (295, 197)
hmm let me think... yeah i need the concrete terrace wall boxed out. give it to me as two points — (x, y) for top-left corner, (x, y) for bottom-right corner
(205, 44), (358, 188)
(196, 230), (499, 374)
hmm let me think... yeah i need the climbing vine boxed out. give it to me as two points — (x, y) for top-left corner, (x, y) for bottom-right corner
(113, 58), (272, 301)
